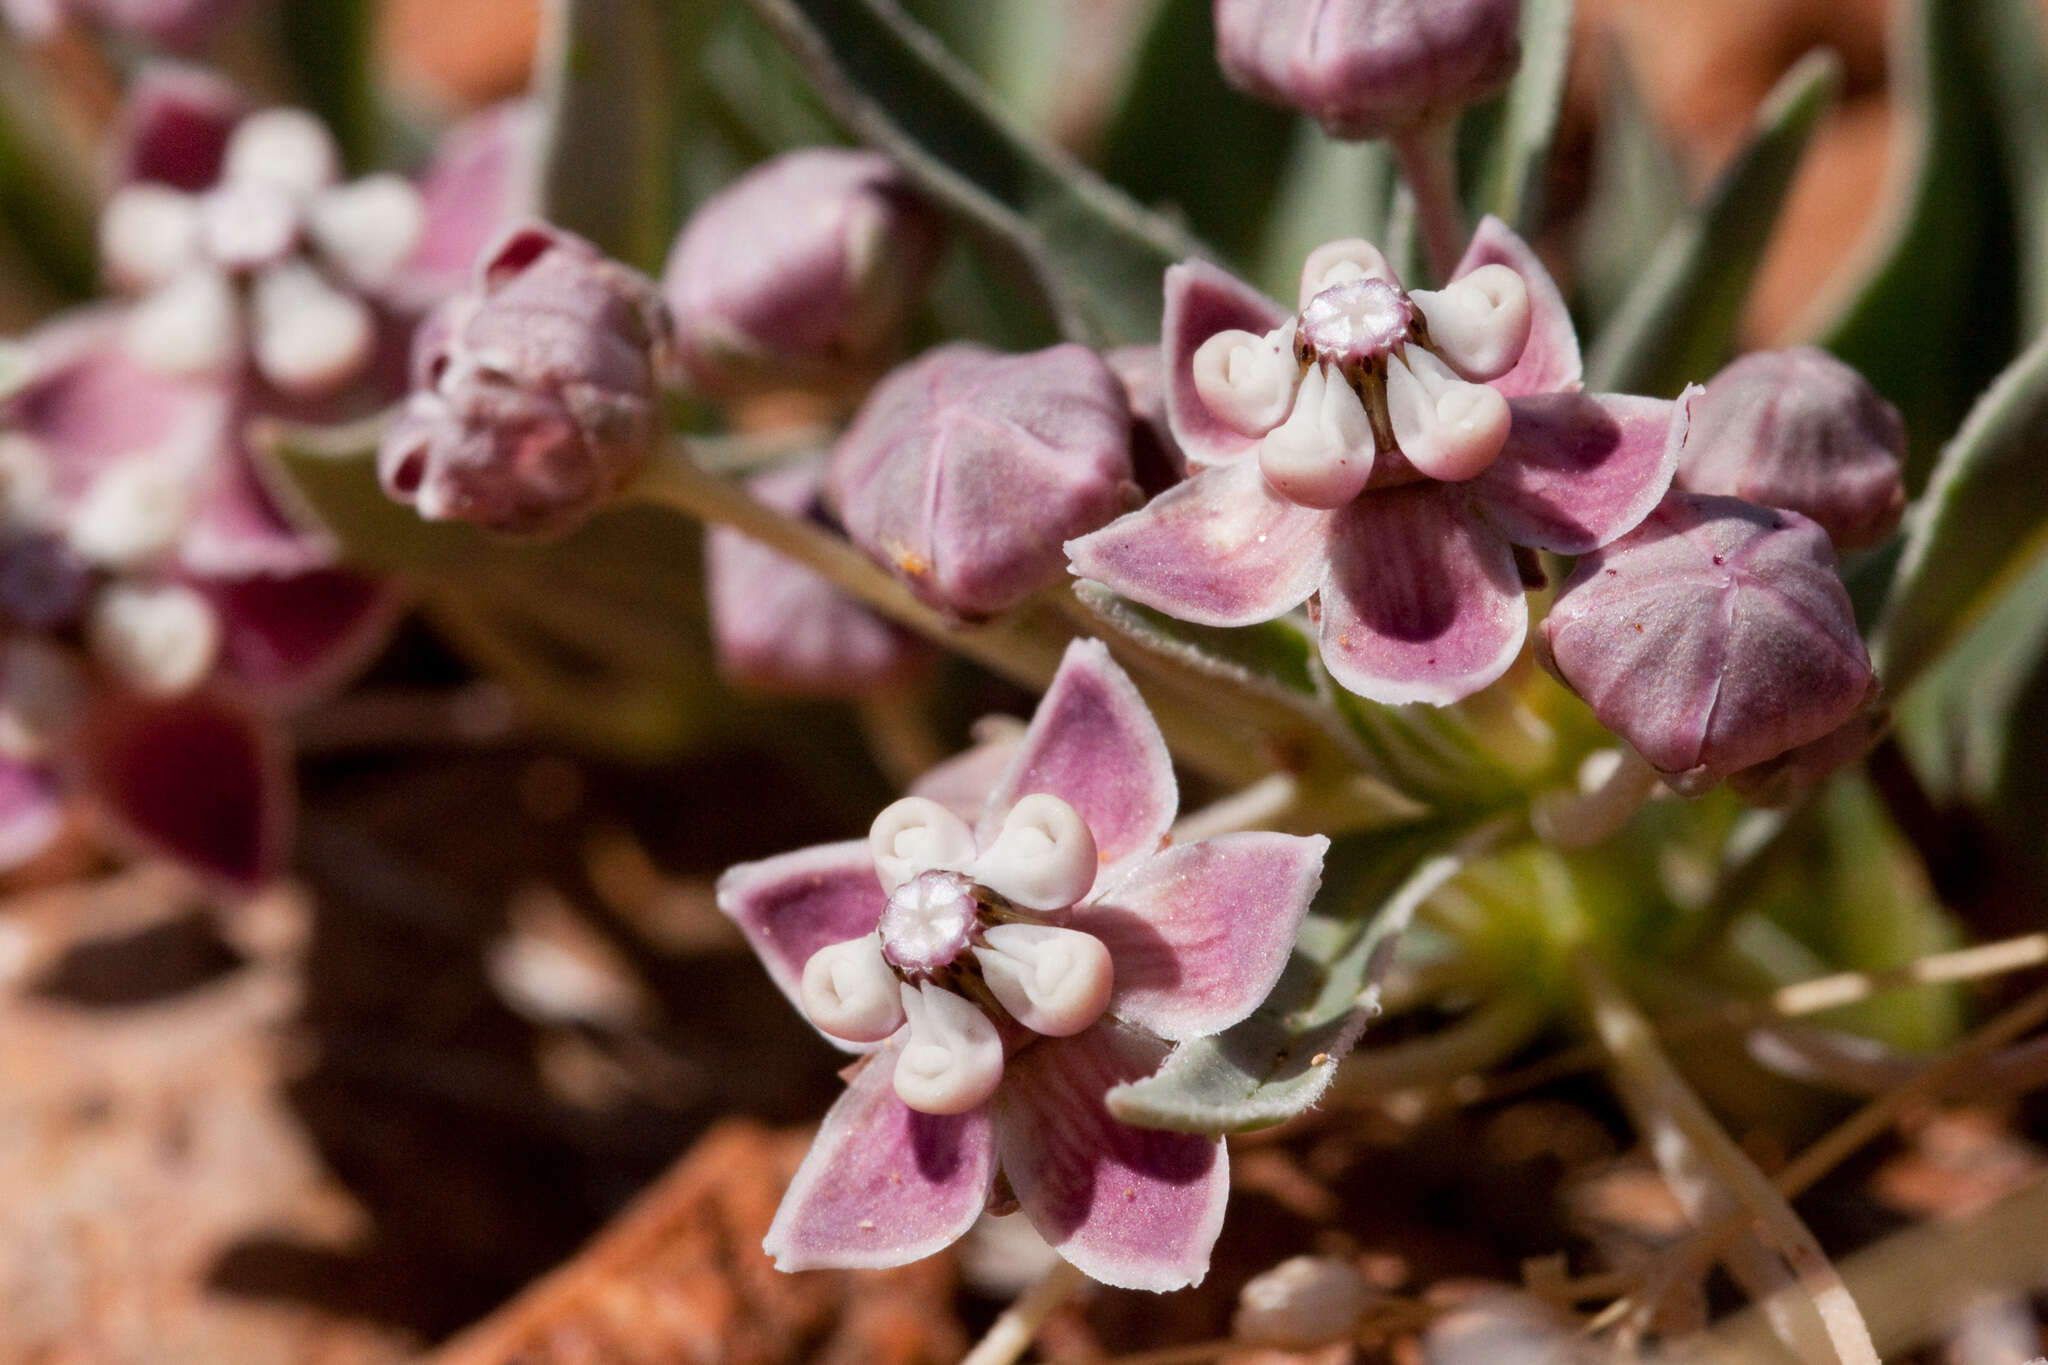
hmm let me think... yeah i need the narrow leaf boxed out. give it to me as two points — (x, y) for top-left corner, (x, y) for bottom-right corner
(1464, 0), (1574, 231)
(1586, 51), (1839, 397)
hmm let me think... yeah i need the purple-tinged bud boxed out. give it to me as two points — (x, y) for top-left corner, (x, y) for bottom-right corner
(1538, 493), (1875, 797)
(1679, 348), (1907, 551)
(663, 150), (941, 398)
(1214, 0), (1523, 141)
(1726, 699), (1884, 806)
(703, 457), (926, 696)
(829, 343), (1137, 618)
(378, 224), (676, 537)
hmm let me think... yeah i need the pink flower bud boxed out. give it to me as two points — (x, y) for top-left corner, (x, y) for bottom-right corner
(828, 343), (1136, 618)
(1538, 493), (1875, 796)
(378, 224), (676, 537)
(1214, 0), (1523, 141)
(1679, 348), (1907, 551)
(663, 149), (941, 397)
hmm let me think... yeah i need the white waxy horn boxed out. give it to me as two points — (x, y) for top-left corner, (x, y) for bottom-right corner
(251, 262), (376, 395)
(973, 923), (1113, 1037)
(87, 582), (221, 699)
(223, 107), (341, 197)
(893, 982), (1003, 1114)
(99, 185), (203, 290)
(200, 181), (301, 272)
(1298, 237), (1398, 307)
(1410, 264), (1531, 382)
(125, 268), (240, 378)
(1257, 363), (1376, 509)
(68, 457), (193, 569)
(869, 795), (976, 893)
(799, 935), (905, 1043)
(971, 793), (1097, 911)
(309, 174), (427, 288)
(1385, 346), (1512, 482)
(1191, 321), (1299, 438)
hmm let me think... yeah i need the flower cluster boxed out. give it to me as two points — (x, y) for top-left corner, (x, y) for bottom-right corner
(719, 641), (1326, 1288)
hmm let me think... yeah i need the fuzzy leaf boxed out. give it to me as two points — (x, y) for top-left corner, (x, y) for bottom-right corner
(736, 0), (1203, 345)
(1107, 817), (1492, 1134)
(1586, 51), (1838, 397)
(1877, 330), (2048, 692)
(1461, 0), (1574, 232)
(254, 418), (723, 758)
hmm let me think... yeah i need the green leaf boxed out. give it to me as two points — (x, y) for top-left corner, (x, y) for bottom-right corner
(1462, 0), (1574, 232)
(1809, 0), (2004, 485)
(1571, 45), (1685, 331)
(254, 418), (723, 758)
(1246, 123), (1395, 303)
(0, 43), (97, 300)
(1876, 329), (2048, 692)
(1969, 0), (2048, 336)
(536, 0), (708, 270)
(1099, 0), (1294, 264)
(735, 0), (1205, 345)
(1585, 51), (1838, 397)
(276, 0), (378, 171)
(1107, 817), (1499, 1134)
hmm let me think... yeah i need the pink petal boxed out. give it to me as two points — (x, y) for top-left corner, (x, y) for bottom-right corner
(1073, 832), (1328, 1041)
(180, 428), (338, 577)
(1318, 486), (1528, 705)
(1065, 455), (1334, 627)
(396, 101), (539, 311)
(1472, 390), (1691, 554)
(978, 640), (1176, 886)
(1161, 259), (1290, 468)
(79, 688), (291, 888)
(907, 725), (1022, 824)
(1454, 215), (1580, 399)
(201, 568), (399, 707)
(715, 840), (887, 1030)
(763, 1043), (996, 1272)
(110, 62), (245, 192)
(0, 757), (64, 872)
(996, 1021), (1228, 1291)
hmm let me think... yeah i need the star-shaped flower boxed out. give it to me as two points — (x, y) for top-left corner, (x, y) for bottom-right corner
(1067, 218), (1695, 706)
(717, 640), (1327, 1290)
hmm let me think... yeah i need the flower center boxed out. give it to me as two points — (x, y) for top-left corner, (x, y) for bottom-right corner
(877, 868), (978, 972)
(1297, 278), (1413, 369)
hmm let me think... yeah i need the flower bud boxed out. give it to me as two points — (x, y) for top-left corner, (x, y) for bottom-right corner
(1214, 0), (1524, 141)
(972, 793), (1098, 911)
(378, 224), (676, 537)
(972, 923), (1112, 1037)
(664, 149), (941, 397)
(1539, 493), (1874, 796)
(1233, 1255), (1378, 1349)
(829, 343), (1136, 618)
(894, 982), (1003, 1115)
(1678, 347), (1907, 551)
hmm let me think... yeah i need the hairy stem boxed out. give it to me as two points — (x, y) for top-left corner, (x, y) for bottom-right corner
(960, 1258), (1086, 1365)
(1391, 117), (1467, 285)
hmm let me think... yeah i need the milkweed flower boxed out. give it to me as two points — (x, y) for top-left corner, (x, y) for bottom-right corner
(717, 640), (1327, 1289)
(1068, 218), (1692, 706)
(1537, 492), (1876, 796)
(830, 343), (1137, 619)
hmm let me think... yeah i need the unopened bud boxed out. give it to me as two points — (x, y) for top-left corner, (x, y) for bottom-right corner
(1233, 1255), (1378, 1350)
(378, 224), (676, 536)
(1679, 347), (1907, 551)
(1214, 0), (1524, 140)
(663, 149), (941, 396)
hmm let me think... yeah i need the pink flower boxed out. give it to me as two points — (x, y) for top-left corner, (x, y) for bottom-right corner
(717, 640), (1327, 1290)
(1068, 218), (1694, 706)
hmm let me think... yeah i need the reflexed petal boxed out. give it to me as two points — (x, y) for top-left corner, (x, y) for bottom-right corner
(398, 101), (539, 309)
(1473, 390), (1691, 554)
(201, 569), (399, 706)
(1318, 487), (1527, 705)
(0, 757), (63, 872)
(996, 1021), (1228, 1291)
(182, 430), (337, 577)
(1452, 216), (1580, 399)
(716, 840), (889, 1035)
(1161, 259), (1290, 467)
(977, 640), (1175, 886)
(1066, 456), (1334, 627)
(1073, 832), (1328, 1041)
(111, 63), (246, 192)
(80, 688), (290, 888)
(906, 724), (1022, 824)
(763, 1042), (996, 1271)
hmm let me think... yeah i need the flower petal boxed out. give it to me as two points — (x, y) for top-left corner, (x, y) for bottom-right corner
(111, 63), (246, 192)
(978, 640), (1175, 886)
(716, 840), (889, 1035)
(763, 1041), (996, 1271)
(79, 688), (291, 888)
(1162, 259), (1290, 468)
(201, 568), (399, 707)
(1318, 487), (1527, 705)
(1454, 215), (1580, 399)
(1065, 455), (1334, 627)
(396, 100), (539, 310)
(996, 1021), (1228, 1291)
(1472, 390), (1691, 554)
(1072, 832), (1328, 1041)
(907, 724), (1023, 824)
(0, 757), (63, 872)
